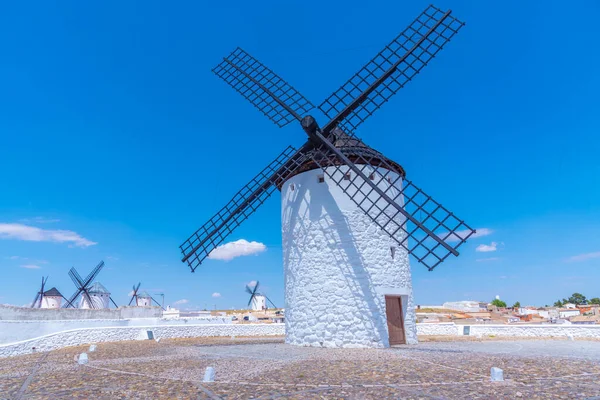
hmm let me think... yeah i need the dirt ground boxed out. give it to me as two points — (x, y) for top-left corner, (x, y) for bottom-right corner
(1, 335), (600, 399)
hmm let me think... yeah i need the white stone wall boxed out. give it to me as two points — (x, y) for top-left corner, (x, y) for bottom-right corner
(0, 304), (162, 320)
(417, 323), (459, 336)
(0, 323), (285, 358)
(417, 323), (600, 338)
(0, 316), (232, 344)
(282, 166), (417, 348)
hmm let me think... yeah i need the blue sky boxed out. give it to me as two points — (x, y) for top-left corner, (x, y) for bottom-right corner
(1, 1), (599, 309)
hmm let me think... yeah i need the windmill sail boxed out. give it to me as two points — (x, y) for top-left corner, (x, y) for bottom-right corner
(181, 4), (474, 273)
(180, 146), (311, 272)
(319, 5), (464, 134)
(213, 47), (314, 127)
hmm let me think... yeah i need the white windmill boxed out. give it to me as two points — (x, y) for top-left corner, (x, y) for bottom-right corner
(30, 277), (65, 309)
(245, 281), (276, 311)
(79, 282), (111, 309)
(179, 5), (474, 347)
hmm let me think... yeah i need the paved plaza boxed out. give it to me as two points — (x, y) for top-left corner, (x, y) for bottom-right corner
(1, 336), (600, 399)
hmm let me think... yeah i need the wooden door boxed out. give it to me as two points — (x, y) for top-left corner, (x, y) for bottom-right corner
(385, 295), (406, 345)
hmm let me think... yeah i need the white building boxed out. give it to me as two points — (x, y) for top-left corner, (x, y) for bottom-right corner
(443, 301), (487, 313)
(136, 291), (152, 307)
(80, 282), (110, 309)
(559, 308), (580, 319)
(281, 144), (417, 348)
(162, 306), (180, 319)
(40, 287), (63, 309)
(251, 294), (267, 311)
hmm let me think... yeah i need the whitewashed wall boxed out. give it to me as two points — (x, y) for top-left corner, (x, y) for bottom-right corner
(417, 323), (600, 338)
(0, 323), (285, 358)
(0, 317), (232, 344)
(282, 166), (417, 349)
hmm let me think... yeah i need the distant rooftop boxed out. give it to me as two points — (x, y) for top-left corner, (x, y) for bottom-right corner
(137, 291), (151, 298)
(43, 287), (62, 297)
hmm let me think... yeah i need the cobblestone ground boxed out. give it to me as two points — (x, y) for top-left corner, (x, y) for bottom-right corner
(1, 336), (600, 399)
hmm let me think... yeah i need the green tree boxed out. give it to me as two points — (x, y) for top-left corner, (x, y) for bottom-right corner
(589, 298), (600, 305)
(553, 300), (563, 307)
(491, 299), (507, 308)
(567, 293), (587, 305)
(512, 301), (521, 309)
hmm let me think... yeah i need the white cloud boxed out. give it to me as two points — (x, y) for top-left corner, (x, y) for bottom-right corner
(476, 242), (499, 252)
(566, 251), (600, 263)
(20, 217), (61, 224)
(0, 223), (96, 247)
(247, 280), (257, 288)
(20, 264), (41, 269)
(208, 239), (266, 261)
(173, 299), (189, 305)
(107, 256), (119, 261)
(444, 228), (493, 243)
(476, 257), (500, 262)
(212, 292), (221, 298)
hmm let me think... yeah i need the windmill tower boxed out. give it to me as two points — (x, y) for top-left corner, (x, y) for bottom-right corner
(80, 282), (111, 309)
(179, 5), (475, 348)
(64, 261), (119, 309)
(246, 281), (276, 311)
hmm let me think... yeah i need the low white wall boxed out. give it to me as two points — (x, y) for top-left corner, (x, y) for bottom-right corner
(0, 304), (162, 320)
(0, 323), (285, 358)
(417, 323), (600, 338)
(0, 317), (232, 344)
(417, 323), (459, 336)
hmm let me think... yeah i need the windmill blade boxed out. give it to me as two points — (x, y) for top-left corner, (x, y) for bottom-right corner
(180, 145), (312, 272)
(308, 131), (474, 270)
(245, 285), (254, 295)
(128, 283), (140, 306)
(247, 294), (255, 307)
(213, 47), (314, 128)
(37, 276), (47, 308)
(69, 267), (85, 286)
(82, 261), (105, 287)
(150, 296), (165, 310)
(64, 289), (82, 308)
(64, 270), (85, 308)
(319, 5), (464, 134)
(110, 297), (119, 308)
(30, 292), (41, 309)
(81, 290), (95, 309)
(253, 281), (260, 296)
(264, 295), (277, 309)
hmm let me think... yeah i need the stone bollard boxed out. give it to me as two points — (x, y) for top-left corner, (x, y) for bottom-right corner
(203, 367), (215, 382)
(155, 338), (161, 343)
(231, 335), (235, 340)
(89, 344), (97, 352)
(567, 334), (574, 341)
(490, 367), (503, 382)
(78, 353), (89, 365)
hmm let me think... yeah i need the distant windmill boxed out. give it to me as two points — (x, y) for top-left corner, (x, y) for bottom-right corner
(128, 282), (142, 306)
(128, 282), (165, 310)
(64, 261), (118, 309)
(30, 276), (48, 308)
(245, 281), (276, 311)
(31, 276), (67, 309)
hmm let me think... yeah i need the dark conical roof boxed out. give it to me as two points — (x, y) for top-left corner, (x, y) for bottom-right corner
(280, 128), (405, 185)
(43, 287), (63, 297)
